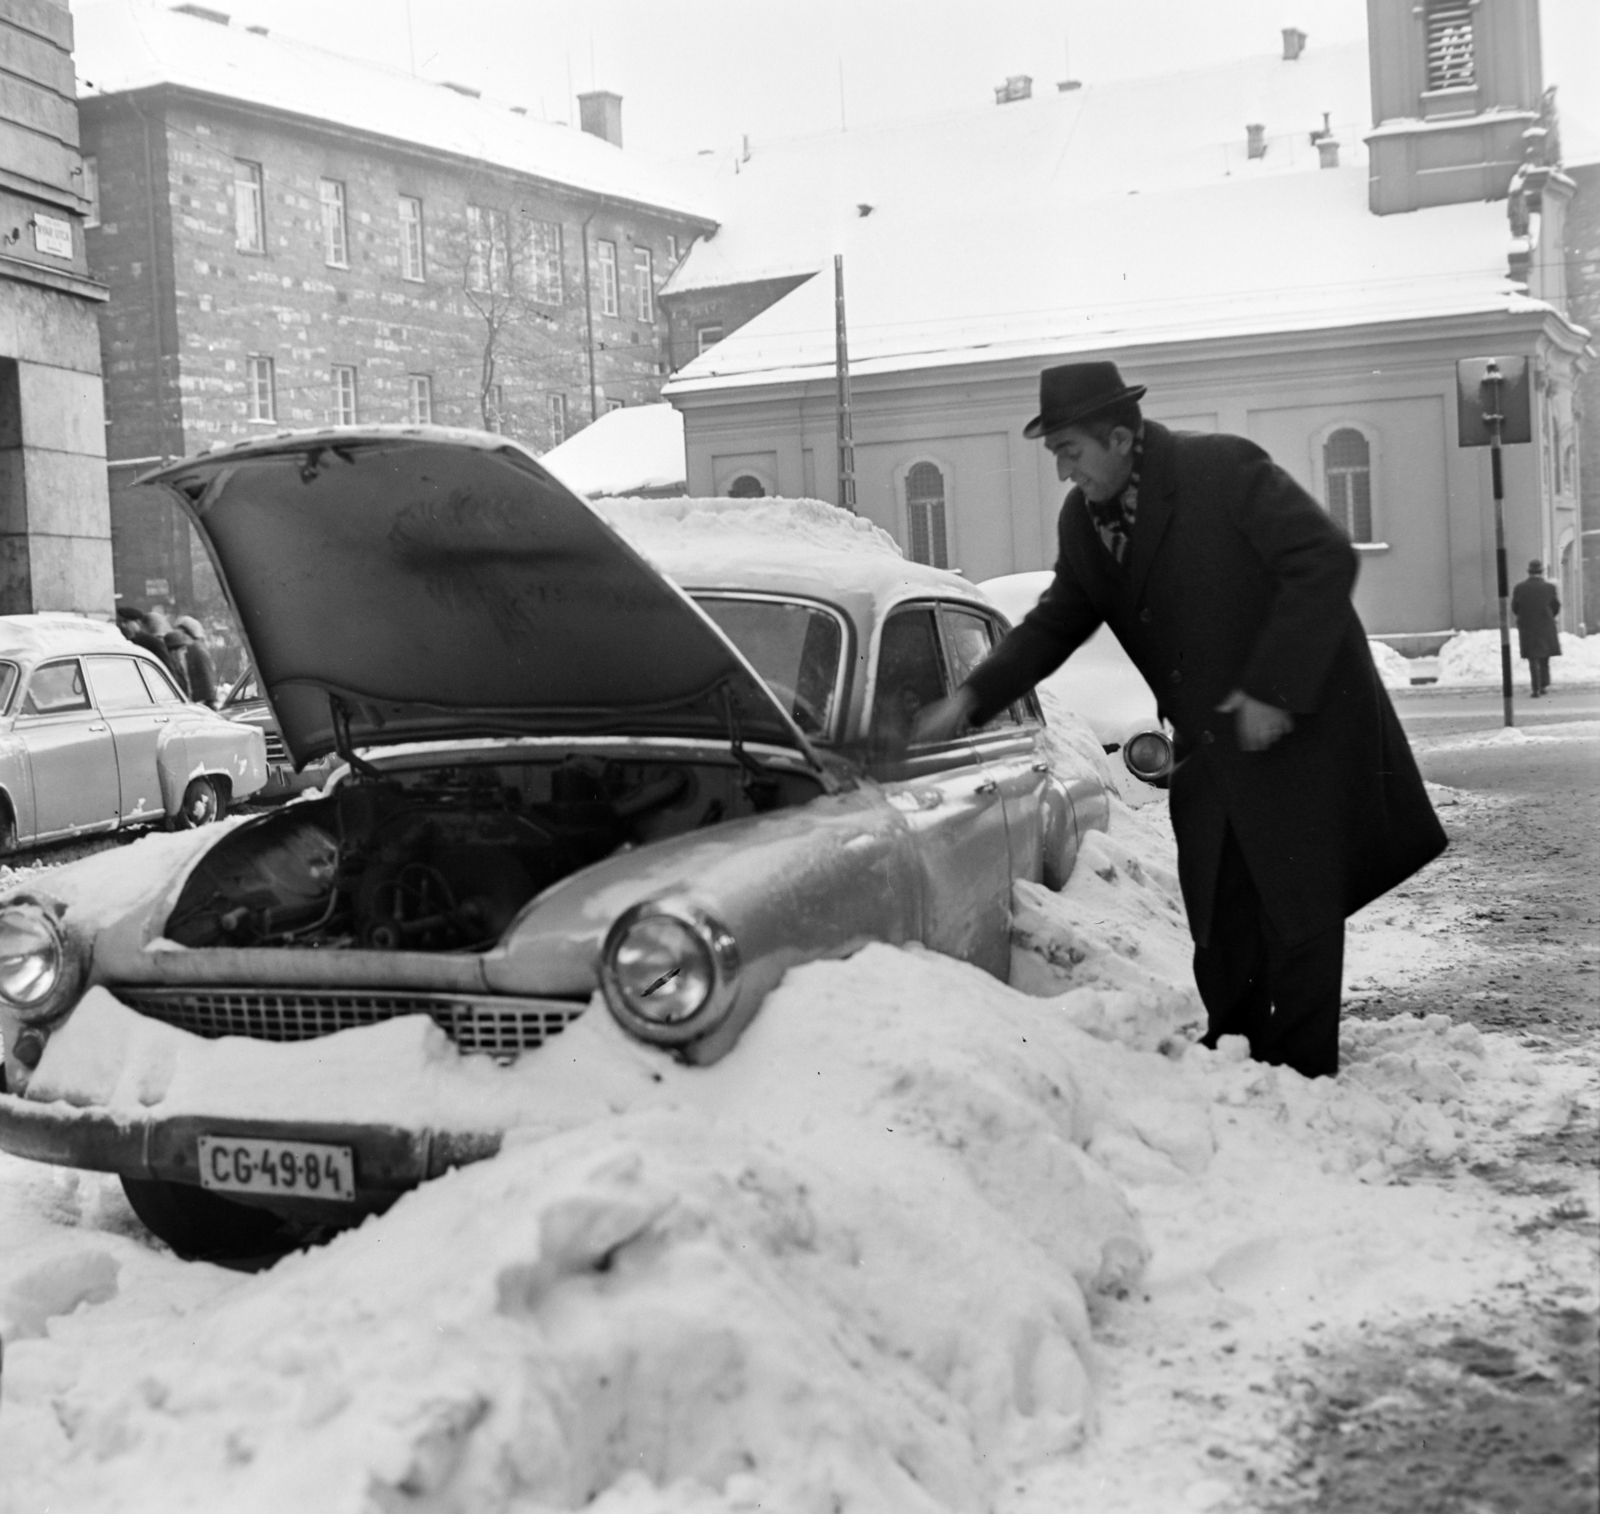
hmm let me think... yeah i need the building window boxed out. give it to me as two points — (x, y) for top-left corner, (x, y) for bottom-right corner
(487, 382), (505, 432)
(1424, 1), (1475, 90)
(1323, 428), (1373, 542)
(530, 220), (563, 304)
(604, 397), (625, 414)
(399, 194), (424, 281)
(320, 179), (348, 267)
(634, 247), (654, 321)
(549, 393), (567, 443)
(467, 205), (509, 294)
(728, 474), (765, 499)
(407, 375), (432, 424)
(332, 365), (357, 425)
(234, 159), (265, 252)
(247, 356), (276, 421)
(667, 233), (679, 266)
(82, 154), (99, 228)
(596, 239), (618, 316)
(696, 324), (723, 355)
(904, 461), (949, 568)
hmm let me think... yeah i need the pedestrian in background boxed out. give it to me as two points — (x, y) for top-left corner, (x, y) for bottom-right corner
(1510, 559), (1561, 698)
(915, 361), (1445, 1080)
(115, 604), (186, 686)
(174, 615), (220, 707)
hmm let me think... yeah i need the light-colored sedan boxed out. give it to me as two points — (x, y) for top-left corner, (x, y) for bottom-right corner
(0, 428), (1116, 1259)
(0, 615), (268, 851)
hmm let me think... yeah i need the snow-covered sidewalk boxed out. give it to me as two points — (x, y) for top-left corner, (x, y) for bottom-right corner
(0, 748), (1593, 1512)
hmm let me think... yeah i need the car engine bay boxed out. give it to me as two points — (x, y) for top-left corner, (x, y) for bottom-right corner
(164, 754), (821, 951)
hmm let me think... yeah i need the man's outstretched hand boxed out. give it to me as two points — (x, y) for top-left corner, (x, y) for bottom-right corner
(912, 687), (979, 745)
(1216, 689), (1294, 752)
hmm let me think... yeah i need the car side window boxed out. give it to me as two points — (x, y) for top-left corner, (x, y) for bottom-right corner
(0, 661), (16, 714)
(939, 607), (1022, 728)
(138, 660), (185, 705)
(870, 606), (949, 750)
(87, 655), (156, 711)
(21, 659), (92, 716)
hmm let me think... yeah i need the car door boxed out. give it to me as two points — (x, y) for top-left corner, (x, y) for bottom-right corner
(84, 654), (168, 824)
(867, 602), (1012, 977)
(938, 604), (1051, 885)
(16, 657), (120, 840)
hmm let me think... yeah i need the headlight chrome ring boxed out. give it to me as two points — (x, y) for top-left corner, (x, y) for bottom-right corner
(0, 895), (84, 1025)
(600, 898), (741, 1047)
(1122, 729), (1176, 787)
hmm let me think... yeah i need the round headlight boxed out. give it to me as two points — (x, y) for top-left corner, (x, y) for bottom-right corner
(1122, 729), (1175, 787)
(0, 900), (69, 1018)
(600, 900), (740, 1047)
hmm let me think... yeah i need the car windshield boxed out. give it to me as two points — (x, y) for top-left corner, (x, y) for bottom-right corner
(693, 596), (844, 739)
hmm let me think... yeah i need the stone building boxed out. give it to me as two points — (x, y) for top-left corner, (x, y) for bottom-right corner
(0, 0), (111, 615)
(661, 0), (1593, 641)
(71, 0), (714, 619)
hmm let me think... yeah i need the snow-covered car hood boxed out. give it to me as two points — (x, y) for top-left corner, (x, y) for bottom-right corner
(135, 429), (812, 768)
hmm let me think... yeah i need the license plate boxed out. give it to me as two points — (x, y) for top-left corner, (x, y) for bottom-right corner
(197, 1136), (355, 1202)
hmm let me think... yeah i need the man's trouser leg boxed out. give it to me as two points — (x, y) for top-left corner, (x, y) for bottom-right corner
(1193, 826), (1344, 1078)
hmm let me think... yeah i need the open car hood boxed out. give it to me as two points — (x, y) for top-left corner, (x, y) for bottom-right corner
(138, 429), (818, 768)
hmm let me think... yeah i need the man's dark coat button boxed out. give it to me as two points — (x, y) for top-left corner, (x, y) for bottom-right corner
(1140, 608), (1153, 623)
(1170, 669), (1182, 684)
(1202, 730), (1215, 744)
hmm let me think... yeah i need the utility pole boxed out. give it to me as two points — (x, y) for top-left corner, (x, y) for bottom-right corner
(1483, 360), (1514, 728)
(834, 255), (856, 513)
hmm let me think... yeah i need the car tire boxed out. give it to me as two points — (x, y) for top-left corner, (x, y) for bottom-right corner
(173, 776), (224, 829)
(0, 804), (15, 856)
(120, 1175), (290, 1262)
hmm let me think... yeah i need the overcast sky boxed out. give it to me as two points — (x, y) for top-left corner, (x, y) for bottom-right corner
(205, 0), (1597, 162)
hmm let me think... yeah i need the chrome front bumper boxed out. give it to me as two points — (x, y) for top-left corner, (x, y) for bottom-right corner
(0, 1093), (502, 1215)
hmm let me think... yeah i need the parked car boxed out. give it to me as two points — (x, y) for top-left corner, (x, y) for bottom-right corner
(222, 667), (341, 800)
(0, 614), (268, 852)
(0, 428), (1118, 1258)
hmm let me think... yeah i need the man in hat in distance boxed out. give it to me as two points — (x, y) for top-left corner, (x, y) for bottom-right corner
(1509, 559), (1561, 698)
(915, 361), (1446, 1079)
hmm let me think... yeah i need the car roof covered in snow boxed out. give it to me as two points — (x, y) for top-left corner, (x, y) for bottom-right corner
(0, 615), (138, 661)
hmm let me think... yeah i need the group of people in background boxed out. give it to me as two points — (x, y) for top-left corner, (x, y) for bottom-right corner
(113, 603), (223, 707)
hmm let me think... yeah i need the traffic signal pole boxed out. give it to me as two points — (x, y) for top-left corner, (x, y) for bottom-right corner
(1481, 360), (1514, 728)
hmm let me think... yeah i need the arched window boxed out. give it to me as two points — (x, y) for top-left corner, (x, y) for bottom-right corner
(905, 462), (949, 569)
(1323, 428), (1372, 543)
(727, 474), (766, 498)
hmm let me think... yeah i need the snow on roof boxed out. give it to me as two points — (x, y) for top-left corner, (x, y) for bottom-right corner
(538, 404), (686, 498)
(72, 1), (716, 223)
(666, 166), (1541, 395)
(592, 494), (974, 608)
(661, 39), (1374, 296)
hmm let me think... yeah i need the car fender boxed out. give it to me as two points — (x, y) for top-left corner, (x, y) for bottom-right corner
(1040, 772), (1112, 892)
(155, 718), (269, 813)
(484, 785), (923, 1058)
(0, 731), (34, 843)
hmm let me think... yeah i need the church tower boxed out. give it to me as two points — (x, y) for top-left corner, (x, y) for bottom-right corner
(1365, 0), (1550, 214)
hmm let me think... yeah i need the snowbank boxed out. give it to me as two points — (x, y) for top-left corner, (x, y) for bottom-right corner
(1434, 628), (1600, 688)
(1367, 638), (1414, 691)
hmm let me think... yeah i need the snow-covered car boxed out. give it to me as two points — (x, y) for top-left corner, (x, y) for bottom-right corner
(0, 614), (268, 850)
(0, 428), (1110, 1258)
(221, 666), (341, 800)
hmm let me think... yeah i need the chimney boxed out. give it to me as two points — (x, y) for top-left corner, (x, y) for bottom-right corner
(993, 75), (1033, 105)
(1246, 123), (1267, 159)
(1281, 27), (1307, 61)
(1317, 137), (1340, 168)
(578, 90), (623, 148)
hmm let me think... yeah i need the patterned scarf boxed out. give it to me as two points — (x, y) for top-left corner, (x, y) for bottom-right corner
(1085, 425), (1145, 567)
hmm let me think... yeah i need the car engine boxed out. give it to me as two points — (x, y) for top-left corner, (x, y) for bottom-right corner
(164, 754), (805, 952)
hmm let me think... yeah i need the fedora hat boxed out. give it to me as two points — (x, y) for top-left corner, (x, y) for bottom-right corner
(1024, 361), (1147, 439)
(1527, 559), (1544, 574)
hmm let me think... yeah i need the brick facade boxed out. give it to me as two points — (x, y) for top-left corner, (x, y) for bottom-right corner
(81, 86), (712, 621)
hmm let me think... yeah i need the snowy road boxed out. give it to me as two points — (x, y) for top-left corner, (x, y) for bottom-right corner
(0, 705), (1593, 1513)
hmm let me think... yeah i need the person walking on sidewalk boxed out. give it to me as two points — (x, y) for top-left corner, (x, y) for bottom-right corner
(1510, 560), (1561, 698)
(914, 361), (1446, 1080)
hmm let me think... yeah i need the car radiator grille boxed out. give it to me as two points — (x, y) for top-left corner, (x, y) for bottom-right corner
(113, 987), (588, 1061)
(262, 731), (289, 763)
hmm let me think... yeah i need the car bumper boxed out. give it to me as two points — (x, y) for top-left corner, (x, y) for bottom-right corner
(0, 1092), (501, 1216)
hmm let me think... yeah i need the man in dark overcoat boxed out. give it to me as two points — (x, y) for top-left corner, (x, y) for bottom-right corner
(916, 361), (1446, 1078)
(1510, 559), (1561, 697)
